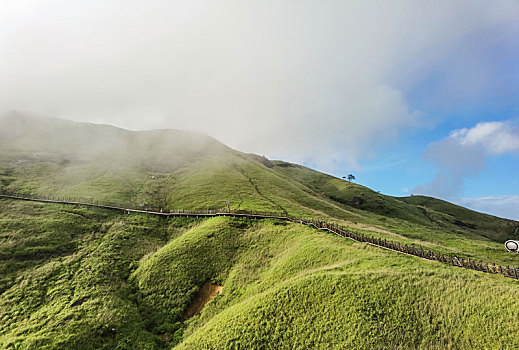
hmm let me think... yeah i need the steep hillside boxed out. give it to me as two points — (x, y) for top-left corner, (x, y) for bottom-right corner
(1, 114), (517, 265)
(1, 199), (519, 350)
(2, 114), (519, 349)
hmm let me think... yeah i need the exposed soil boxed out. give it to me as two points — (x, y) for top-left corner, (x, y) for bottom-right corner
(184, 280), (223, 320)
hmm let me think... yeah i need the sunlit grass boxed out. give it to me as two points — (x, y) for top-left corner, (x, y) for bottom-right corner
(1, 199), (518, 349)
(1, 119), (519, 349)
(1, 152), (517, 266)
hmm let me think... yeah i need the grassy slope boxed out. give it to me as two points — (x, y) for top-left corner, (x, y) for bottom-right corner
(2, 199), (519, 350)
(2, 115), (519, 349)
(271, 162), (519, 266)
(3, 147), (519, 266)
(0, 199), (185, 349)
(1, 114), (517, 237)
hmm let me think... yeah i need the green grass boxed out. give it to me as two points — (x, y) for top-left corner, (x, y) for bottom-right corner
(0, 199), (196, 349)
(3, 153), (517, 266)
(1, 199), (519, 349)
(178, 272), (519, 349)
(132, 217), (250, 339)
(172, 217), (519, 349)
(2, 115), (519, 349)
(2, 120), (518, 266)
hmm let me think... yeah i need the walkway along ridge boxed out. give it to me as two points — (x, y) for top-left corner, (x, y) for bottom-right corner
(1, 192), (518, 280)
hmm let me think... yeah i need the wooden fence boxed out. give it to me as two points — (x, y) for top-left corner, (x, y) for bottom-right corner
(1, 190), (517, 280)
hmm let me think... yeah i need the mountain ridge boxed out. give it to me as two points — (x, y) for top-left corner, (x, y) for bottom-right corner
(1, 113), (519, 349)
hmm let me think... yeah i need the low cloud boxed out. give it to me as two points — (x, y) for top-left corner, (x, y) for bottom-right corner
(1, 1), (518, 170)
(414, 121), (519, 198)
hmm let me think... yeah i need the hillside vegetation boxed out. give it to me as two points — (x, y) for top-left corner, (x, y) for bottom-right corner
(1, 199), (519, 349)
(1, 114), (519, 349)
(1, 114), (517, 266)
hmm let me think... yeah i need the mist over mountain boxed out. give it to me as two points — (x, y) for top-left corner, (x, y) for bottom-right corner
(0, 112), (229, 173)
(2, 1), (519, 348)
(1, 113), (519, 349)
(1, 113), (516, 232)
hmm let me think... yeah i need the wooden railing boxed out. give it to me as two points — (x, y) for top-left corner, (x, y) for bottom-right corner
(1, 191), (517, 280)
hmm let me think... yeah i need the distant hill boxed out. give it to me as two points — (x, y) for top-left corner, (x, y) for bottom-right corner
(1, 113), (519, 349)
(0, 111), (229, 172)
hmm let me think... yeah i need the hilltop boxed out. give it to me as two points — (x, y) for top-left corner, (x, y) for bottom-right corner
(1, 113), (519, 349)
(1, 113), (517, 263)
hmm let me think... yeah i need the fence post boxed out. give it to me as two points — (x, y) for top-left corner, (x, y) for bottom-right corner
(4, 193), (519, 279)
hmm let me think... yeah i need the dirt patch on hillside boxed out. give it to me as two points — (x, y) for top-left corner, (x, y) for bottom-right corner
(184, 281), (223, 319)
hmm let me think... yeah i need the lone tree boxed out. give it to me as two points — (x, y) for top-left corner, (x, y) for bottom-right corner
(347, 174), (355, 182)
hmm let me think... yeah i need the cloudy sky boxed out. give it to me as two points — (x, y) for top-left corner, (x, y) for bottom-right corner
(1, 1), (519, 219)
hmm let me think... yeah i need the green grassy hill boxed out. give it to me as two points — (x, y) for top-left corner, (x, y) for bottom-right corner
(1, 114), (517, 265)
(1, 114), (519, 349)
(1, 200), (519, 349)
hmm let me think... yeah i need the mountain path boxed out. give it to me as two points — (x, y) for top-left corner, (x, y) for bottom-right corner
(1, 193), (517, 280)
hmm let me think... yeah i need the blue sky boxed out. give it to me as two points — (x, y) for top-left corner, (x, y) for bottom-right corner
(1, 1), (519, 219)
(340, 25), (519, 219)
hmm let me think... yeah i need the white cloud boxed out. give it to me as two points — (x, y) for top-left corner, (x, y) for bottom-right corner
(451, 121), (519, 154)
(414, 121), (519, 198)
(0, 1), (518, 170)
